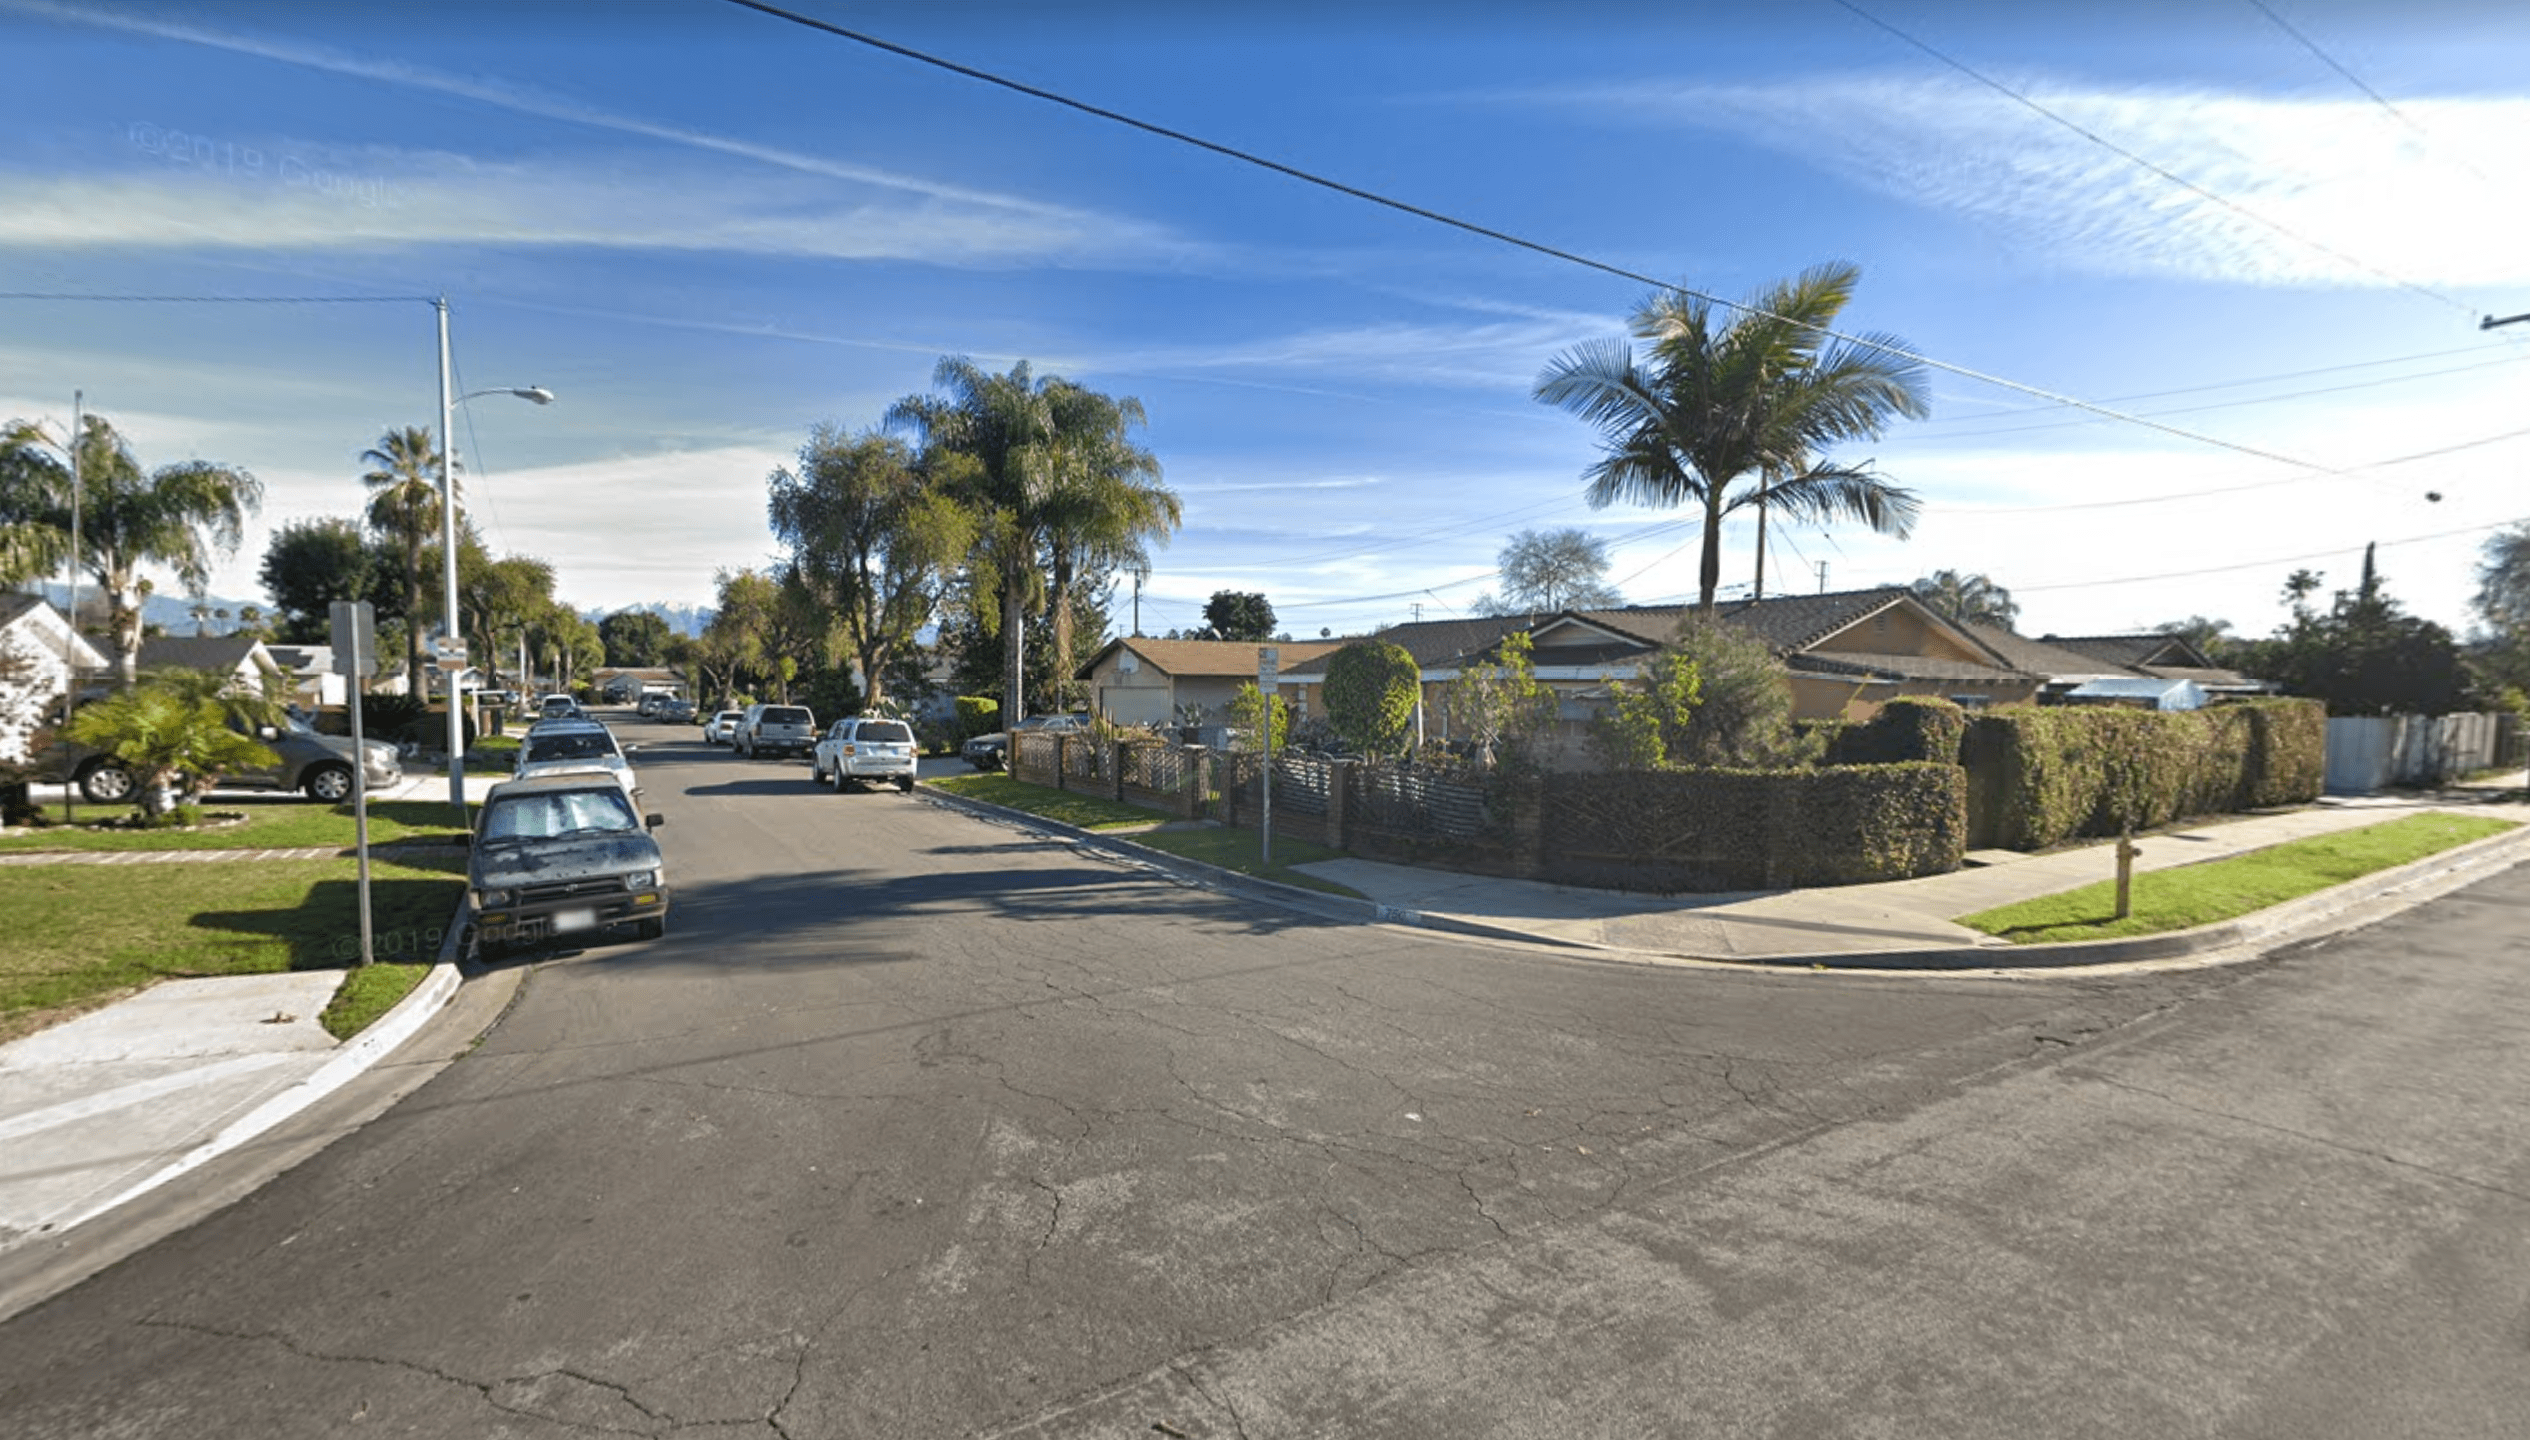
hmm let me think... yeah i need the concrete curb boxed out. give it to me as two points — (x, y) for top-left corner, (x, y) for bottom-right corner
(916, 783), (2530, 973)
(63, 899), (471, 1233)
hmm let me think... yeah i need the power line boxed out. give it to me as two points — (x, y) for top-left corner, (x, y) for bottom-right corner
(1827, 0), (2476, 318)
(1903, 351), (2529, 442)
(2009, 514), (2523, 593)
(713, 0), (2362, 480)
(1947, 421), (2530, 515)
(2245, 0), (2496, 186)
(0, 292), (432, 304)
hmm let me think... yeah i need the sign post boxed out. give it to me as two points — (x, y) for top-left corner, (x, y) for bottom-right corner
(331, 601), (378, 967)
(1257, 646), (1278, 868)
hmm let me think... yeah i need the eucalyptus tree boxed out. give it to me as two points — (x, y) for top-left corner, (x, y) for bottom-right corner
(1533, 262), (1929, 613)
(1476, 528), (1622, 615)
(768, 425), (975, 711)
(360, 425), (456, 695)
(0, 413), (262, 684)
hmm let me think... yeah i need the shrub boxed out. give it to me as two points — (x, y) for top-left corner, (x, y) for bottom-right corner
(1828, 696), (1968, 766)
(1541, 760), (1966, 890)
(953, 695), (1000, 744)
(1962, 698), (2325, 850)
(1667, 615), (1804, 766)
(1226, 680), (1289, 751)
(1322, 641), (1420, 755)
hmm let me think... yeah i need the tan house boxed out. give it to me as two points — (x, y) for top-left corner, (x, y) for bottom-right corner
(1077, 637), (1344, 731)
(1276, 588), (2046, 729)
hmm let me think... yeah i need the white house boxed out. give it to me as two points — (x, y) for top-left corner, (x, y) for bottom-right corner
(0, 593), (111, 764)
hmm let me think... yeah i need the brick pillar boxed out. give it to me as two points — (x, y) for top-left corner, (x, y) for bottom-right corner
(1509, 773), (1546, 879)
(1110, 739), (1126, 802)
(1184, 747), (1208, 821)
(1050, 734), (1067, 791)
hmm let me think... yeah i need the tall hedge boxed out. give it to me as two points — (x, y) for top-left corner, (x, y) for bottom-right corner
(1825, 696), (1967, 766)
(1962, 697), (2325, 850)
(1541, 761), (1966, 891)
(1322, 641), (1420, 755)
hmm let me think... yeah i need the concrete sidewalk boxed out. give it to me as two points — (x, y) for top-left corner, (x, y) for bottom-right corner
(1289, 786), (2530, 968)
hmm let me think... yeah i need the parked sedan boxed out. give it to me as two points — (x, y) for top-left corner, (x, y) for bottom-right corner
(960, 713), (1091, 772)
(701, 710), (745, 746)
(811, 716), (918, 793)
(469, 772), (668, 955)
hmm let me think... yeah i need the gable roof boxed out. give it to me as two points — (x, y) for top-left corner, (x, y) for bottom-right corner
(1276, 618), (1533, 676)
(1081, 636), (1345, 680)
(1957, 622), (2134, 681)
(2040, 633), (2216, 670)
(0, 593), (111, 670)
(136, 635), (278, 678)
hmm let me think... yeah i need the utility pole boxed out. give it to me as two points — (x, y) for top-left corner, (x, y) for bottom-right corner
(1816, 560), (1829, 594)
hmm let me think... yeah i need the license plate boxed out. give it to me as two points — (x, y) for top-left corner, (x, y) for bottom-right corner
(553, 908), (597, 933)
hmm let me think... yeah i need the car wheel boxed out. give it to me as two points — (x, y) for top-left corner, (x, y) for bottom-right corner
(78, 760), (136, 804)
(302, 763), (354, 803)
(634, 917), (666, 941)
(897, 776), (915, 793)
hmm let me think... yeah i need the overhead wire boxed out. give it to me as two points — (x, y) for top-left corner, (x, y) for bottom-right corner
(1825, 0), (2479, 319)
(713, 0), (2377, 481)
(2245, 0), (2497, 186)
(2009, 514), (2526, 593)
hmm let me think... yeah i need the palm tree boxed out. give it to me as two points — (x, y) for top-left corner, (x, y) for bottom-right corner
(1911, 569), (2020, 629)
(1035, 381), (1178, 707)
(886, 359), (1063, 726)
(360, 425), (456, 697)
(1533, 262), (1930, 613)
(0, 414), (261, 685)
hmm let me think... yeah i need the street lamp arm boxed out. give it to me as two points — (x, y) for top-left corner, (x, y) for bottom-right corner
(457, 385), (555, 405)
(2481, 312), (2530, 331)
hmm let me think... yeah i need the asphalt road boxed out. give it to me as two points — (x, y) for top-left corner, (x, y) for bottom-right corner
(3, 714), (2526, 1438)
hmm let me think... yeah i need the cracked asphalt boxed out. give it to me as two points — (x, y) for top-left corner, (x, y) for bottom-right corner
(3, 721), (2526, 1438)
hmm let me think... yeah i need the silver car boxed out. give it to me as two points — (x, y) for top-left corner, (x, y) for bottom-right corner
(736, 703), (817, 759)
(811, 716), (918, 793)
(512, 718), (640, 801)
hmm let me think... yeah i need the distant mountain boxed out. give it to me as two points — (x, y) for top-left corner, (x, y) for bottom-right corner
(583, 602), (713, 638)
(24, 582), (265, 635)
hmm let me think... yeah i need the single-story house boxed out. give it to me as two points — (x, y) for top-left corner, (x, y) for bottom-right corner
(1077, 637), (1344, 738)
(0, 593), (111, 764)
(265, 644), (354, 710)
(2035, 634), (2271, 696)
(135, 634), (288, 698)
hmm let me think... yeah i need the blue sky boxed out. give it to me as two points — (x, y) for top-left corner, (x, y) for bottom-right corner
(4, 0), (2527, 647)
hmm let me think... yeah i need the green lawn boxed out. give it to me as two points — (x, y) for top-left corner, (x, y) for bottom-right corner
(0, 796), (471, 853)
(1126, 825), (1366, 898)
(1958, 812), (2518, 944)
(0, 854), (466, 1043)
(925, 773), (1166, 831)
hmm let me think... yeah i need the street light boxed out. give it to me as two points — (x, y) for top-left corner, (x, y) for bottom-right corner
(436, 295), (553, 817)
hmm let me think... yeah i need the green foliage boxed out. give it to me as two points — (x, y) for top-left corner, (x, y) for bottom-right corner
(796, 665), (865, 725)
(1909, 570), (2018, 628)
(257, 516), (381, 642)
(1961, 698), (2326, 851)
(1202, 590), (1277, 642)
(64, 677), (280, 814)
(1827, 696), (1967, 765)
(2234, 561), (2473, 716)
(1225, 680), (1288, 751)
(1435, 630), (1560, 770)
(1666, 616), (1803, 765)
(1541, 761), (1966, 890)
(1587, 649), (1701, 770)
(598, 609), (673, 667)
(954, 695), (1001, 743)
(1321, 641), (1419, 755)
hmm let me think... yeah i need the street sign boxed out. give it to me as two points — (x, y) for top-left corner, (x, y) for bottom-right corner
(329, 600), (378, 677)
(1257, 645), (1278, 692)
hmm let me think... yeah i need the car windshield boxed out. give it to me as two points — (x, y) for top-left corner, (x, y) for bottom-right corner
(481, 786), (640, 841)
(525, 731), (619, 762)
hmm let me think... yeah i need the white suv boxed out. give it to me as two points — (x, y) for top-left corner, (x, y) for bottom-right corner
(811, 717), (919, 793)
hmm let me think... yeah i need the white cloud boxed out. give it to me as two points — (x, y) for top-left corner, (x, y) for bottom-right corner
(0, 150), (1194, 269)
(1507, 74), (2530, 288)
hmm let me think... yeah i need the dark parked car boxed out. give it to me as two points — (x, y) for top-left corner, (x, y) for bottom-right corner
(960, 713), (1090, 772)
(469, 772), (669, 956)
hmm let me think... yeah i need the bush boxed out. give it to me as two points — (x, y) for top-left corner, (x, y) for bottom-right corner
(1827, 696), (1968, 766)
(1541, 761), (1966, 891)
(1322, 642), (1419, 755)
(953, 695), (1000, 745)
(1962, 698), (2325, 850)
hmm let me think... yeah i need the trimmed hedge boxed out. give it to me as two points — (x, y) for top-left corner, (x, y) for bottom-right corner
(1541, 761), (1966, 892)
(1824, 696), (1968, 766)
(1962, 697), (2325, 851)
